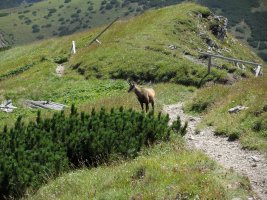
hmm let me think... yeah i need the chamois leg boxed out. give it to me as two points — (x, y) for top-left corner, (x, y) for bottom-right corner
(139, 102), (144, 111)
(145, 103), (149, 113)
(151, 100), (154, 112)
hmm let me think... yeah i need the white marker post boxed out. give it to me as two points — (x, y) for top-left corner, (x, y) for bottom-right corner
(72, 41), (76, 54)
(255, 65), (262, 77)
(95, 39), (102, 45)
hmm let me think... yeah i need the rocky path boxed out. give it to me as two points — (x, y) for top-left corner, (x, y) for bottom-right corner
(164, 103), (267, 200)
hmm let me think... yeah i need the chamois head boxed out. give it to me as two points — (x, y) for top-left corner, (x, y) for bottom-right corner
(127, 80), (136, 93)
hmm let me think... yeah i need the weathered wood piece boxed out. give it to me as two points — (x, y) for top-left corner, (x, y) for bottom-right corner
(228, 105), (248, 114)
(25, 100), (66, 110)
(88, 17), (119, 47)
(0, 100), (17, 113)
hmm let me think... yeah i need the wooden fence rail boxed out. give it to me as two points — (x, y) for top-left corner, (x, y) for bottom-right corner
(199, 52), (263, 76)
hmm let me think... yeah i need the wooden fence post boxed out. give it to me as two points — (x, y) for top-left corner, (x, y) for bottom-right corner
(199, 52), (262, 77)
(208, 55), (212, 73)
(255, 65), (262, 77)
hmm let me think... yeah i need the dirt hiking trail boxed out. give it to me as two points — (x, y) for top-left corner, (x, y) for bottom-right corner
(164, 103), (267, 200)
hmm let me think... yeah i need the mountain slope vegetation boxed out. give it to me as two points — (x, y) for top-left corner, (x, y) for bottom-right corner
(0, 0), (43, 9)
(0, 2), (262, 127)
(25, 137), (253, 200)
(186, 76), (267, 151)
(0, 0), (266, 61)
(0, 2), (265, 199)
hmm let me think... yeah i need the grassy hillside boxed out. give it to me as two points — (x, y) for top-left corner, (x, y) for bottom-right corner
(25, 137), (253, 200)
(186, 76), (267, 152)
(0, 0), (266, 61)
(0, 3), (265, 199)
(0, 2), (262, 127)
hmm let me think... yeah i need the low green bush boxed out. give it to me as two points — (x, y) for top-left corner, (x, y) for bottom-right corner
(53, 55), (68, 64)
(235, 27), (244, 34)
(0, 106), (185, 199)
(171, 116), (188, 136)
(0, 13), (9, 17)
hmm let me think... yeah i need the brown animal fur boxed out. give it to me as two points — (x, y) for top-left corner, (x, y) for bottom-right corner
(127, 80), (155, 112)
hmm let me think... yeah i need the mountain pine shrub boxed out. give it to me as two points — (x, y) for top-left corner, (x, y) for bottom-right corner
(0, 106), (185, 199)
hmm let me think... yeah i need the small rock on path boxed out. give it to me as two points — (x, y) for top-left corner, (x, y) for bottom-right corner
(56, 65), (65, 76)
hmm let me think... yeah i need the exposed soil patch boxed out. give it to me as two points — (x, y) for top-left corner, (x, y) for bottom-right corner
(164, 103), (267, 200)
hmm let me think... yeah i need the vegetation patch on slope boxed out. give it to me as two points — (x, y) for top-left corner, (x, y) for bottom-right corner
(186, 76), (267, 152)
(1, 3), (261, 128)
(0, 3), (263, 199)
(0, 63), (34, 81)
(0, 0), (143, 45)
(0, 2), (263, 136)
(0, 0), (266, 62)
(26, 137), (253, 200)
(0, 106), (185, 199)
(69, 3), (261, 85)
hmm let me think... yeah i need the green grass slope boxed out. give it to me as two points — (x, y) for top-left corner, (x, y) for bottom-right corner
(1, 0), (267, 63)
(0, 2), (263, 127)
(25, 137), (253, 200)
(186, 76), (267, 152)
(1, 0), (267, 62)
(0, 3), (264, 199)
(68, 3), (261, 82)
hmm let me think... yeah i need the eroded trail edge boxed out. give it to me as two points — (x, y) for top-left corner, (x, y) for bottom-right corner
(164, 103), (267, 200)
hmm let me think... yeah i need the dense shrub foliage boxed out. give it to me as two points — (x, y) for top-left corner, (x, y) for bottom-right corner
(0, 106), (183, 199)
(0, 13), (9, 17)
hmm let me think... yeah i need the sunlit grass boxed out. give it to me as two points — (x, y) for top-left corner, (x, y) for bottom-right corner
(186, 76), (267, 152)
(25, 136), (253, 200)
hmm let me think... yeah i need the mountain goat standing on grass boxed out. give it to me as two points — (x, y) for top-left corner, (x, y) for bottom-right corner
(127, 80), (155, 112)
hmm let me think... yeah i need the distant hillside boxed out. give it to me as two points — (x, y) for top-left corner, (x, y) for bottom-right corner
(0, 0), (266, 61)
(0, 0), (43, 9)
(0, 0), (142, 45)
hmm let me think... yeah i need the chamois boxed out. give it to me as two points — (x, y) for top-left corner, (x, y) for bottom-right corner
(127, 80), (155, 112)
